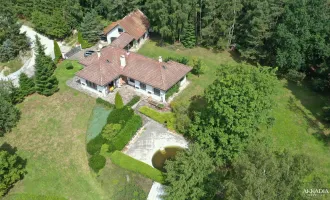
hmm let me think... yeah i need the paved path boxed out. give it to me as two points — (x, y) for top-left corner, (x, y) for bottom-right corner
(0, 25), (70, 86)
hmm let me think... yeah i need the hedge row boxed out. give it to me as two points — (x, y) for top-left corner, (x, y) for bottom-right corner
(126, 96), (141, 107)
(96, 98), (114, 109)
(107, 106), (134, 124)
(110, 151), (164, 183)
(108, 115), (142, 152)
(139, 106), (176, 130)
(87, 134), (105, 155)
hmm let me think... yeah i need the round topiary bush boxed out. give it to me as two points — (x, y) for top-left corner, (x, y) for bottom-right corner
(87, 135), (105, 155)
(65, 62), (74, 70)
(89, 154), (106, 173)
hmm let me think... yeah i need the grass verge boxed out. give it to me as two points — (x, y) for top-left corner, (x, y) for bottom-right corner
(139, 106), (175, 130)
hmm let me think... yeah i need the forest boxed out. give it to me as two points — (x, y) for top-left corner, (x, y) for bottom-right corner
(1, 0), (330, 92)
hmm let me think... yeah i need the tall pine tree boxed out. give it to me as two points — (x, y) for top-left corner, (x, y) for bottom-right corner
(80, 10), (103, 43)
(181, 19), (196, 48)
(19, 73), (35, 96)
(34, 36), (59, 96)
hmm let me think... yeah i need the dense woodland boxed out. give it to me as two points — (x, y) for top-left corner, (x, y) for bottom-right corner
(0, 0), (330, 199)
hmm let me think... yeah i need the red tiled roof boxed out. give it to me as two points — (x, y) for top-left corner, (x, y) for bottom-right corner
(103, 9), (150, 40)
(110, 33), (134, 49)
(76, 46), (192, 91)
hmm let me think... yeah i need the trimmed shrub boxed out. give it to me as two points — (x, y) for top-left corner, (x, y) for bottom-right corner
(89, 154), (106, 173)
(108, 115), (142, 152)
(107, 106), (134, 124)
(86, 134), (105, 155)
(78, 32), (93, 49)
(65, 62), (73, 70)
(19, 73), (35, 96)
(110, 150), (164, 183)
(139, 106), (175, 130)
(115, 92), (124, 109)
(101, 123), (122, 141)
(164, 56), (189, 65)
(54, 40), (62, 63)
(126, 95), (141, 107)
(96, 98), (114, 108)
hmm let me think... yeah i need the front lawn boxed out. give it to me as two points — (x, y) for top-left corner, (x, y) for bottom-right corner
(0, 60), (151, 199)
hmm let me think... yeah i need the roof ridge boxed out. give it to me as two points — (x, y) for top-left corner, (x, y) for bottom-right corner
(159, 63), (166, 90)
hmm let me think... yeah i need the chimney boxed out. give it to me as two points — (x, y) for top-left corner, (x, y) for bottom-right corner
(97, 50), (101, 58)
(158, 56), (162, 63)
(120, 55), (126, 67)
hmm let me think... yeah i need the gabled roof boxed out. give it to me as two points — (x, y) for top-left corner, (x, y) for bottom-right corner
(103, 9), (150, 40)
(76, 46), (192, 91)
(110, 32), (134, 49)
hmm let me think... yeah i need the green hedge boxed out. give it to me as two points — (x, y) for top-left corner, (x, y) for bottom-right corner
(107, 106), (134, 124)
(78, 32), (93, 49)
(87, 134), (105, 155)
(96, 98), (114, 109)
(110, 151), (164, 183)
(139, 106), (176, 130)
(166, 83), (179, 100)
(108, 115), (142, 152)
(89, 154), (106, 173)
(126, 96), (141, 107)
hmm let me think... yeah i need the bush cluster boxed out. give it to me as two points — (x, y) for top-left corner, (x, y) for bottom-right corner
(166, 83), (180, 100)
(107, 107), (134, 124)
(107, 115), (142, 152)
(86, 134), (105, 155)
(96, 98), (114, 108)
(126, 95), (141, 107)
(110, 151), (164, 183)
(88, 154), (106, 173)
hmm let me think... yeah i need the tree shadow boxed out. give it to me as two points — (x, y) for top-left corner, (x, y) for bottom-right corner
(0, 142), (28, 171)
(188, 95), (207, 117)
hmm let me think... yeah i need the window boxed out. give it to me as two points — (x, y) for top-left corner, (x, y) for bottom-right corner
(154, 88), (160, 96)
(118, 28), (123, 33)
(86, 80), (97, 90)
(129, 78), (135, 83)
(140, 83), (146, 91)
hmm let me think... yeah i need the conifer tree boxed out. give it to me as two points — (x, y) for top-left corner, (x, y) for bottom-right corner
(181, 20), (196, 48)
(80, 10), (103, 43)
(53, 40), (62, 63)
(19, 73), (35, 96)
(34, 36), (59, 96)
(115, 92), (124, 109)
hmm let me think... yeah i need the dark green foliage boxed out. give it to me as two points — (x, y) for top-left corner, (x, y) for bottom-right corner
(65, 62), (73, 70)
(0, 149), (26, 196)
(166, 83), (179, 100)
(80, 11), (103, 44)
(32, 10), (70, 39)
(285, 69), (306, 83)
(0, 81), (23, 104)
(77, 32), (93, 49)
(34, 36), (59, 96)
(181, 20), (196, 48)
(225, 140), (316, 200)
(311, 77), (329, 92)
(164, 57), (189, 65)
(126, 95), (141, 107)
(108, 115), (142, 152)
(322, 106), (330, 122)
(107, 106), (134, 124)
(19, 73), (35, 96)
(115, 92), (124, 109)
(0, 13), (29, 62)
(88, 154), (106, 173)
(189, 63), (278, 164)
(110, 150), (164, 183)
(163, 144), (215, 200)
(86, 134), (105, 155)
(96, 98), (114, 108)
(171, 101), (191, 134)
(0, 97), (21, 136)
(192, 58), (203, 77)
(54, 40), (62, 63)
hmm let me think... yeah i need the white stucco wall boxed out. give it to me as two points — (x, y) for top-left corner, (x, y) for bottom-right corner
(79, 77), (107, 96)
(127, 79), (165, 102)
(179, 75), (187, 86)
(106, 25), (123, 44)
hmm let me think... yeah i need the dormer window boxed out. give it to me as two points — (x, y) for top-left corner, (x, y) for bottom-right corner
(118, 28), (123, 33)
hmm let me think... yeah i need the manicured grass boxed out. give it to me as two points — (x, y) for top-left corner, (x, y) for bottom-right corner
(0, 59), (152, 199)
(110, 151), (164, 184)
(139, 106), (176, 130)
(138, 40), (236, 103)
